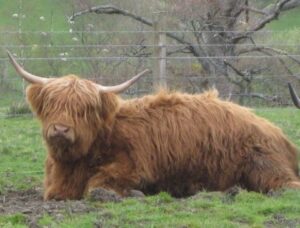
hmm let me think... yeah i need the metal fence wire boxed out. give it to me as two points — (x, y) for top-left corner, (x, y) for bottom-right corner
(0, 30), (300, 119)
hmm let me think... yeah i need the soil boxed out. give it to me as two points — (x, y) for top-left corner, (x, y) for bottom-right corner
(1, 187), (299, 228)
(264, 214), (300, 228)
(0, 187), (121, 227)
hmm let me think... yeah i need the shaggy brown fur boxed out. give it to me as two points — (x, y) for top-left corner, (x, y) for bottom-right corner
(25, 75), (300, 200)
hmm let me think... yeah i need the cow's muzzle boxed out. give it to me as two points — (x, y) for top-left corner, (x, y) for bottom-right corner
(46, 124), (75, 143)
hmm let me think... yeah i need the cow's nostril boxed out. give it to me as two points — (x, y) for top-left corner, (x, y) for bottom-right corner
(53, 124), (70, 133)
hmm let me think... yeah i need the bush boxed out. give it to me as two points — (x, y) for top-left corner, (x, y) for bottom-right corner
(6, 102), (32, 118)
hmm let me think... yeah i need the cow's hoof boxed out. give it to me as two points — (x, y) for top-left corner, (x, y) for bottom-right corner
(88, 188), (122, 202)
(44, 191), (65, 201)
(128, 189), (145, 198)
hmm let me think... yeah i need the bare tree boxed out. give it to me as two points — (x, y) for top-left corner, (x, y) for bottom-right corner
(69, 0), (300, 102)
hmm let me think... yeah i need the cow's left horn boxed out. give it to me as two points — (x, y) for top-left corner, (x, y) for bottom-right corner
(7, 50), (50, 84)
(288, 82), (300, 109)
(96, 69), (150, 93)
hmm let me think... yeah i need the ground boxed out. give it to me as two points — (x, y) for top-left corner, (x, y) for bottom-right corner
(0, 188), (93, 227)
(1, 187), (300, 227)
(0, 187), (125, 227)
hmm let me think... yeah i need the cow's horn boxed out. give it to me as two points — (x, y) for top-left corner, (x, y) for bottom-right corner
(288, 82), (300, 109)
(7, 50), (49, 84)
(96, 69), (150, 93)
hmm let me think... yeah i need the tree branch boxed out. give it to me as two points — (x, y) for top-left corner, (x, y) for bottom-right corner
(69, 4), (152, 26)
(69, 4), (218, 74)
(241, 6), (268, 16)
(263, 0), (300, 13)
(222, 61), (244, 86)
(232, 0), (293, 42)
(237, 45), (300, 77)
(237, 93), (280, 102)
(237, 46), (300, 65)
(224, 60), (245, 78)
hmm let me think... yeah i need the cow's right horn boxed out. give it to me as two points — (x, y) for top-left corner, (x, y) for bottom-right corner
(7, 50), (50, 84)
(288, 82), (300, 109)
(96, 69), (150, 93)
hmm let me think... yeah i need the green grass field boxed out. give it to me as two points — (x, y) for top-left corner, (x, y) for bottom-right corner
(267, 8), (300, 31)
(1, 108), (300, 227)
(36, 190), (300, 227)
(0, 0), (69, 31)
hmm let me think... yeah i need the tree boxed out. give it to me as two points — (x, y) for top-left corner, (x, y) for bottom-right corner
(69, 0), (300, 103)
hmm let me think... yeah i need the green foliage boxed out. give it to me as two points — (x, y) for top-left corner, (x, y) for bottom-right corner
(0, 214), (27, 228)
(267, 8), (300, 31)
(0, 117), (44, 192)
(255, 108), (300, 147)
(0, 0), (70, 31)
(38, 214), (55, 227)
(0, 85), (24, 109)
(45, 190), (300, 227)
(5, 102), (32, 118)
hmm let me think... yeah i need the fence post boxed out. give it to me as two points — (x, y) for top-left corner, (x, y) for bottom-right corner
(153, 12), (167, 88)
(3, 61), (8, 84)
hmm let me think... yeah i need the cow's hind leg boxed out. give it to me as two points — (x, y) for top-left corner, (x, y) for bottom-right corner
(284, 181), (300, 189)
(241, 156), (300, 192)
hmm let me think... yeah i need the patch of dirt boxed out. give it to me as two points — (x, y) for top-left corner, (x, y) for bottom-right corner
(266, 189), (284, 198)
(222, 186), (240, 204)
(264, 214), (300, 228)
(88, 188), (123, 203)
(0, 188), (95, 227)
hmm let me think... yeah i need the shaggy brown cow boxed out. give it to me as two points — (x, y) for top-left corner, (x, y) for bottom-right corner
(8, 51), (300, 200)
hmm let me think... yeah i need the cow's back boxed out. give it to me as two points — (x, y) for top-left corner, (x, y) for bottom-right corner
(113, 90), (298, 196)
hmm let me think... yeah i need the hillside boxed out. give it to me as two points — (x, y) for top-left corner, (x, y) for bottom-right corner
(0, 0), (70, 31)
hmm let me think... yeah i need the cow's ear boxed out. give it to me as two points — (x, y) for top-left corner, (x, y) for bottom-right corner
(100, 92), (119, 121)
(26, 84), (44, 114)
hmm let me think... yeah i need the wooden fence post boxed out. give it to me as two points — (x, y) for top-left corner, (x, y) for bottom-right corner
(153, 12), (167, 88)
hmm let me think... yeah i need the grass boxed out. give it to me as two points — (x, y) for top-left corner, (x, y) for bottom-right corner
(255, 107), (300, 147)
(0, 108), (300, 227)
(0, 86), (24, 109)
(267, 8), (300, 31)
(0, 213), (27, 228)
(0, 117), (44, 193)
(11, 190), (299, 227)
(5, 102), (31, 117)
(98, 190), (300, 227)
(0, 0), (70, 31)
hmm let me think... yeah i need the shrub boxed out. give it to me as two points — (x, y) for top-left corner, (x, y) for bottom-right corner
(6, 102), (32, 118)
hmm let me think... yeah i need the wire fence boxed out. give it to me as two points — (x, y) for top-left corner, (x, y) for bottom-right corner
(0, 29), (300, 120)
(0, 29), (298, 34)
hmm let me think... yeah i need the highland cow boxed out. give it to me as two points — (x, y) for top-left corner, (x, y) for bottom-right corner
(7, 51), (300, 201)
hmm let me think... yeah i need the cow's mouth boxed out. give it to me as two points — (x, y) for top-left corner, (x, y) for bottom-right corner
(46, 135), (79, 161)
(47, 135), (74, 148)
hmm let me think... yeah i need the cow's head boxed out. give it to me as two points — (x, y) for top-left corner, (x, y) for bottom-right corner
(7, 51), (149, 161)
(288, 82), (300, 109)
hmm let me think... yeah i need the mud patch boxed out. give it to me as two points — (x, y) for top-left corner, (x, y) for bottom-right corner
(264, 214), (300, 228)
(0, 188), (95, 227)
